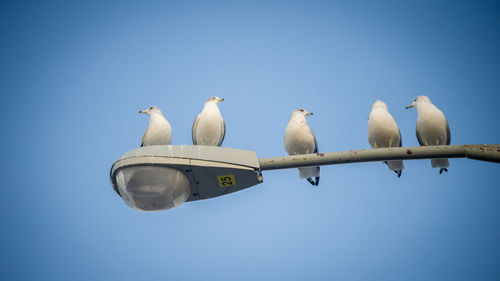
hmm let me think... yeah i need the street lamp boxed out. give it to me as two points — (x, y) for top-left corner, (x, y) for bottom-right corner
(110, 145), (262, 211)
(110, 144), (500, 211)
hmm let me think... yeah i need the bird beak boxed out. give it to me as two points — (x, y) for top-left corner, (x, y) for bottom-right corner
(307, 112), (313, 115)
(218, 98), (224, 103)
(406, 101), (416, 109)
(139, 110), (146, 114)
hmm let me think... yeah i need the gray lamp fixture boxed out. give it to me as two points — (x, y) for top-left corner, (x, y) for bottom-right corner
(110, 145), (263, 211)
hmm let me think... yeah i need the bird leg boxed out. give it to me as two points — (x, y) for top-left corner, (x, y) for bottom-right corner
(439, 168), (448, 174)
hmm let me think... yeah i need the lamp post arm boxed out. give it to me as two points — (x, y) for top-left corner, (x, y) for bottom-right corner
(258, 144), (500, 171)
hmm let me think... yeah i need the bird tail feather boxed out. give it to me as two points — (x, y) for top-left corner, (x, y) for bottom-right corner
(299, 167), (320, 179)
(384, 160), (404, 178)
(385, 160), (404, 171)
(431, 158), (449, 168)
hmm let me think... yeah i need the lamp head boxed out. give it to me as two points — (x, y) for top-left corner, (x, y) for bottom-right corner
(110, 145), (262, 211)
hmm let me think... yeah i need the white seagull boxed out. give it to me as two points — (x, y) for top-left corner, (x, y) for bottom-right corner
(284, 108), (320, 186)
(192, 96), (226, 146)
(368, 100), (404, 177)
(406, 95), (451, 174)
(139, 106), (172, 146)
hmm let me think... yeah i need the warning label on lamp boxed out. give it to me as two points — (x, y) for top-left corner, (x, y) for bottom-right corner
(217, 175), (237, 187)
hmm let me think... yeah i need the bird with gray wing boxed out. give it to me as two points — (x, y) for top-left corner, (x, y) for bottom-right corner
(368, 100), (404, 177)
(284, 108), (320, 186)
(406, 95), (451, 174)
(192, 96), (226, 146)
(139, 106), (172, 146)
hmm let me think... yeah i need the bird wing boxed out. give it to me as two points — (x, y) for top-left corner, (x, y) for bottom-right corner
(398, 129), (403, 147)
(416, 125), (424, 146)
(445, 120), (451, 145)
(307, 126), (318, 153)
(191, 114), (201, 145)
(140, 128), (148, 147)
(312, 130), (320, 174)
(216, 118), (226, 146)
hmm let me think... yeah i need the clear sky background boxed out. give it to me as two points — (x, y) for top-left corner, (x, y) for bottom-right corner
(1, 0), (499, 280)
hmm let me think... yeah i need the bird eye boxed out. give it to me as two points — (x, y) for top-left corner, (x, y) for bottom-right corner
(300, 109), (304, 112)
(149, 107), (153, 110)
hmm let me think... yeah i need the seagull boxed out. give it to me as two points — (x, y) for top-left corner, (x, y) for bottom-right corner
(139, 106), (172, 146)
(284, 108), (320, 186)
(192, 96), (226, 146)
(406, 95), (450, 174)
(368, 100), (404, 177)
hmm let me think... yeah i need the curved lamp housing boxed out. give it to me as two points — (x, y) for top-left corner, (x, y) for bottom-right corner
(110, 145), (263, 211)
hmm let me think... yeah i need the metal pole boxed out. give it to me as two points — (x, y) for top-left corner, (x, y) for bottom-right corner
(258, 144), (500, 171)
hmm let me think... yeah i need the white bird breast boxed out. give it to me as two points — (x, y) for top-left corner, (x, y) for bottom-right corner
(194, 109), (224, 145)
(142, 115), (172, 146)
(416, 105), (448, 145)
(284, 126), (316, 154)
(368, 109), (400, 148)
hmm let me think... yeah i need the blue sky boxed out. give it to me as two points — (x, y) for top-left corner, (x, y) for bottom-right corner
(1, 0), (499, 280)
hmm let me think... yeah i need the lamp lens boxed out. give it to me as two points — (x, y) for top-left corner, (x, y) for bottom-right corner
(115, 166), (191, 211)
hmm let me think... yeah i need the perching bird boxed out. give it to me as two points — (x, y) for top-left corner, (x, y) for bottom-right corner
(192, 96), (226, 146)
(139, 106), (172, 146)
(406, 95), (450, 174)
(284, 108), (320, 186)
(368, 100), (404, 178)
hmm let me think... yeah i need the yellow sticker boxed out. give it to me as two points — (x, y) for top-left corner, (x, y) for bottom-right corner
(217, 174), (237, 187)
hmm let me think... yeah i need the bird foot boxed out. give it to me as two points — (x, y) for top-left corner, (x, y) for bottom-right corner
(439, 168), (448, 174)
